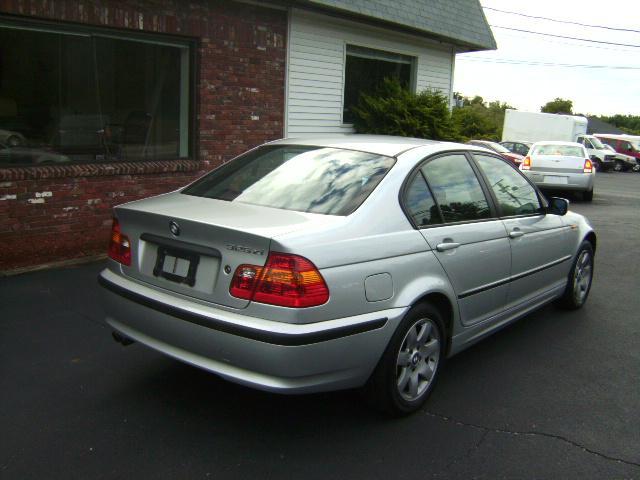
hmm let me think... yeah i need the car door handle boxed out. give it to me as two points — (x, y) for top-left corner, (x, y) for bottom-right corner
(509, 229), (524, 238)
(436, 242), (461, 252)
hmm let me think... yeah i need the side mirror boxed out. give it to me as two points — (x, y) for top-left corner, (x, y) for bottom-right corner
(547, 197), (569, 216)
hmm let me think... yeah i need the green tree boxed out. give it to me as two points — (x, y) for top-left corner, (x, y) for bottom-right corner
(541, 98), (573, 114)
(450, 95), (514, 141)
(351, 77), (456, 140)
(597, 114), (640, 135)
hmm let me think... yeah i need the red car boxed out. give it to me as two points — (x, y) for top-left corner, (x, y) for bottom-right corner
(467, 140), (524, 166)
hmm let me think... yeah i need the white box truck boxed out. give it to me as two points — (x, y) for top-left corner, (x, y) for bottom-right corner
(502, 110), (616, 171)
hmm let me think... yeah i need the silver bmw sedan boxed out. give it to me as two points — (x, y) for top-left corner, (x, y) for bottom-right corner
(99, 135), (596, 415)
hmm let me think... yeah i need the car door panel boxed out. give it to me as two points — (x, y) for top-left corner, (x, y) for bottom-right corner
(420, 221), (511, 327)
(502, 215), (570, 308)
(409, 153), (512, 327)
(471, 153), (571, 309)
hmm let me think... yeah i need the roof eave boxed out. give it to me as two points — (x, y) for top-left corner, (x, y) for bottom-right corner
(290, 1), (497, 52)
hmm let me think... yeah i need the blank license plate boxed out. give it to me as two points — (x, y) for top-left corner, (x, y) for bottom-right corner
(153, 247), (200, 287)
(544, 175), (568, 184)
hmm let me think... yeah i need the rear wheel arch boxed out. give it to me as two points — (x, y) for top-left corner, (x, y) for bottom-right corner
(412, 292), (454, 356)
(584, 231), (597, 254)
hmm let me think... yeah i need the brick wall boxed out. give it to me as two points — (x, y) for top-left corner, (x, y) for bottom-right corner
(0, 0), (287, 271)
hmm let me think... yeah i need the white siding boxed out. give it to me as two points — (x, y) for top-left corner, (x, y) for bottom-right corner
(286, 9), (455, 137)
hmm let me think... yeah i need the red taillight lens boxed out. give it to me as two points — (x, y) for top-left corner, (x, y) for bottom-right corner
(584, 159), (593, 173)
(229, 252), (329, 308)
(108, 218), (131, 266)
(521, 156), (531, 170)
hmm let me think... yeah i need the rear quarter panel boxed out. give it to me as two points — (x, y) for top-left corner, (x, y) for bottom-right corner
(256, 149), (461, 328)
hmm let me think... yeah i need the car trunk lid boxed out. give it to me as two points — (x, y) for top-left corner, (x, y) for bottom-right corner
(530, 154), (586, 173)
(114, 192), (337, 308)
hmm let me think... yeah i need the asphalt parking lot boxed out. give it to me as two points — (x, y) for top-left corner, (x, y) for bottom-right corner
(2, 172), (639, 479)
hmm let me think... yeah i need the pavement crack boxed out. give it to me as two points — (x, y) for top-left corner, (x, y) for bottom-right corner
(424, 410), (640, 469)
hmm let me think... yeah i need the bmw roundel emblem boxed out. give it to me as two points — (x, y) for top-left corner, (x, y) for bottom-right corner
(169, 221), (180, 236)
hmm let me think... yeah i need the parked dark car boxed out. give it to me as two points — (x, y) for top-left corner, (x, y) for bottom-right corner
(467, 140), (524, 166)
(500, 141), (532, 157)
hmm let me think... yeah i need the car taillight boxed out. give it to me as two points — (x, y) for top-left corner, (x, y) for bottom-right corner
(521, 156), (531, 170)
(583, 159), (593, 173)
(229, 252), (329, 308)
(108, 218), (131, 266)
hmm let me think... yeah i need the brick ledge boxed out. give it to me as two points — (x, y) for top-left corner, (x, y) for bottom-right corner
(0, 159), (202, 181)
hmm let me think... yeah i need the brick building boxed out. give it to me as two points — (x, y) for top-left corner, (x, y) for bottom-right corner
(0, 0), (494, 272)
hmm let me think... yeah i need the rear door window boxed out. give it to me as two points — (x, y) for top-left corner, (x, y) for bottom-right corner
(404, 173), (442, 227)
(421, 154), (491, 223)
(183, 145), (395, 215)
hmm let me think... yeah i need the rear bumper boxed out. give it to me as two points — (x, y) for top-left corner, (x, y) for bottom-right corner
(99, 269), (404, 393)
(523, 170), (594, 192)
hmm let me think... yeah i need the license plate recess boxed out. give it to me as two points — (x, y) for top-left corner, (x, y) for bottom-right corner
(153, 246), (200, 287)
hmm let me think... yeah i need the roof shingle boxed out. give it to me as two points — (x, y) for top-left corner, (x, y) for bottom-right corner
(298, 0), (496, 51)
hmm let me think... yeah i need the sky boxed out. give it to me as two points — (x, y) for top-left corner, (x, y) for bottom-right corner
(453, 0), (640, 116)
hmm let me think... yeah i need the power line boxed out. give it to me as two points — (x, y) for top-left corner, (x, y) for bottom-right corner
(495, 29), (638, 53)
(490, 25), (640, 48)
(483, 6), (640, 34)
(458, 57), (640, 70)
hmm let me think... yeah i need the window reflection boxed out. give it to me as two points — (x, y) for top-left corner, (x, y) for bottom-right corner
(184, 146), (395, 216)
(474, 155), (540, 216)
(421, 155), (490, 223)
(0, 24), (190, 167)
(404, 173), (442, 226)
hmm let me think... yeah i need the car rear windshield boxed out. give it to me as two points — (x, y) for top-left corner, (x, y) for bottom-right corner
(486, 142), (511, 153)
(182, 145), (395, 215)
(532, 145), (583, 157)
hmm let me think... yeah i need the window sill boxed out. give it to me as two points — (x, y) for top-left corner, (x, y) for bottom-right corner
(0, 158), (201, 181)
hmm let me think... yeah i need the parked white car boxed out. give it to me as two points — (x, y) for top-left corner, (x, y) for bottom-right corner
(520, 141), (595, 201)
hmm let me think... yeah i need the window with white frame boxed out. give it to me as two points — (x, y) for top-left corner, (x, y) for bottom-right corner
(342, 44), (415, 124)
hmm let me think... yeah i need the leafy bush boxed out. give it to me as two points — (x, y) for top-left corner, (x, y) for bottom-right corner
(351, 78), (456, 141)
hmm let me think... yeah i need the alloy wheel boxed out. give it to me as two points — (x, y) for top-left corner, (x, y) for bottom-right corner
(396, 319), (441, 402)
(573, 250), (593, 305)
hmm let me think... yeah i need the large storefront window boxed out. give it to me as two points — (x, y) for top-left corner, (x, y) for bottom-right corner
(343, 45), (415, 124)
(0, 21), (191, 166)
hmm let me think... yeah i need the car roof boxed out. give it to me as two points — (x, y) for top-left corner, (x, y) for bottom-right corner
(532, 141), (583, 147)
(267, 135), (448, 157)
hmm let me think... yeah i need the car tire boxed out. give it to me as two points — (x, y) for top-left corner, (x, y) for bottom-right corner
(363, 303), (445, 416)
(556, 241), (594, 310)
(592, 159), (602, 172)
(613, 161), (624, 172)
(582, 189), (593, 202)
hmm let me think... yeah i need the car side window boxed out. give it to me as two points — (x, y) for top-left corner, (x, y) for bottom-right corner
(421, 154), (491, 223)
(404, 173), (443, 227)
(474, 154), (541, 216)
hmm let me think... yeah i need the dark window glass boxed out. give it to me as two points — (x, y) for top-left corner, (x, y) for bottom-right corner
(474, 154), (540, 216)
(515, 143), (531, 156)
(343, 45), (414, 124)
(404, 173), (442, 227)
(0, 24), (190, 167)
(421, 154), (491, 223)
(184, 146), (395, 216)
